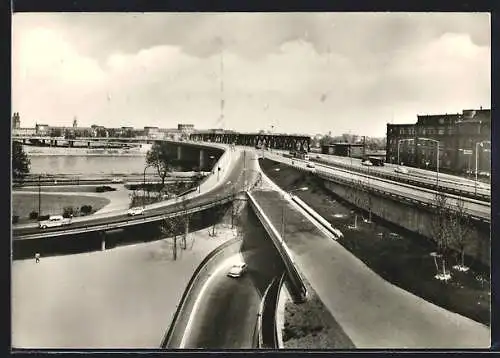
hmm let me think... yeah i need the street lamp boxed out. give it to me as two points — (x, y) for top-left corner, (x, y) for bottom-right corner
(397, 138), (414, 166)
(417, 137), (440, 189)
(143, 164), (155, 206)
(475, 140), (491, 194)
(282, 187), (309, 240)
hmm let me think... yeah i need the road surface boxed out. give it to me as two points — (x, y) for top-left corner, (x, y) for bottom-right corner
(180, 205), (285, 349)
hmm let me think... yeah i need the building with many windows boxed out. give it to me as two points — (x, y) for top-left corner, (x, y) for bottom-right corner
(386, 108), (491, 175)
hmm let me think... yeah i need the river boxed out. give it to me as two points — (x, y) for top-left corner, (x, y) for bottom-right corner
(28, 155), (148, 175)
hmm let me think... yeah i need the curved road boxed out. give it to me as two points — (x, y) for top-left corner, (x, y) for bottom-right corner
(180, 206), (285, 349)
(13, 148), (248, 238)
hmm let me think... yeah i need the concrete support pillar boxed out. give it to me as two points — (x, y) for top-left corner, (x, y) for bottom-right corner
(177, 146), (182, 160)
(101, 232), (106, 251)
(88, 141), (91, 148)
(199, 149), (205, 170)
(54, 140), (57, 146)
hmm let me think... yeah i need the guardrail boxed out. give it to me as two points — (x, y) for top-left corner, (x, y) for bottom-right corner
(160, 237), (242, 348)
(258, 272), (286, 349)
(14, 194), (235, 241)
(311, 157), (490, 202)
(247, 191), (307, 304)
(315, 170), (489, 224)
(291, 195), (344, 240)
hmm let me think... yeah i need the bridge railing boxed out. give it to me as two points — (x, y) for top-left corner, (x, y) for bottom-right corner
(14, 194), (237, 240)
(310, 157), (490, 202)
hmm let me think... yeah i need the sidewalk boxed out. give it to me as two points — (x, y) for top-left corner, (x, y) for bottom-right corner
(251, 172), (490, 348)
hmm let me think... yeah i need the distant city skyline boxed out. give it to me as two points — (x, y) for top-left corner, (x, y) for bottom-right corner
(12, 13), (490, 137)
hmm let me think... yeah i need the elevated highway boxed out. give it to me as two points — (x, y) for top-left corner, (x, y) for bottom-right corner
(12, 142), (257, 241)
(309, 152), (490, 202)
(265, 151), (490, 223)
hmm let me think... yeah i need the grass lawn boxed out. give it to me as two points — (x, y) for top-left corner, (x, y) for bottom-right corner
(283, 281), (355, 349)
(259, 158), (490, 326)
(12, 193), (110, 223)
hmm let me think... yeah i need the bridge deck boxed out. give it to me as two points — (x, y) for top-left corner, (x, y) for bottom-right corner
(251, 188), (489, 348)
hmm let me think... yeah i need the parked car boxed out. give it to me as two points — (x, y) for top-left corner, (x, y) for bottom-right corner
(111, 177), (124, 183)
(361, 160), (373, 166)
(227, 262), (248, 278)
(39, 215), (72, 229)
(127, 207), (145, 216)
(394, 166), (409, 174)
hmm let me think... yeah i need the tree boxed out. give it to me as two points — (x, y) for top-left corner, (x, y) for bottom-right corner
(146, 142), (175, 191)
(12, 142), (30, 181)
(448, 196), (471, 272)
(430, 192), (452, 281)
(160, 214), (184, 261)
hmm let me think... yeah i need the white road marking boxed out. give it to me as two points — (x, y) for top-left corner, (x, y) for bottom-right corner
(179, 251), (245, 348)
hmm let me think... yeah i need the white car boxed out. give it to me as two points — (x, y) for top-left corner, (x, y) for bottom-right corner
(227, 262), (248, 278)
(111, 177), (124, 183)
(394, 166), (409, 174)
(361, 160), (373, 166)
(39, 215), (72, 229)
(127, 207), (145, 216)
(306, 162), (316, 169)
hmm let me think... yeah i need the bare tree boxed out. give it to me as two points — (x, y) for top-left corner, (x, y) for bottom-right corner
(160, 216), (181, 260)
(430, 192), (452, 281)
(448, 196), (471, 272)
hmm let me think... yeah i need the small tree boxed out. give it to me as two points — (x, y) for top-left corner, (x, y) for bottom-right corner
(146, 142), (175, 191)
(160, 215), (183, 261)
(448, 196), (471, 272)
(12, 141), (31, 181)
(430, 192), (452, 281)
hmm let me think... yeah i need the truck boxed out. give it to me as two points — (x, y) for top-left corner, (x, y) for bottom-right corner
(39, 215), (72, 229)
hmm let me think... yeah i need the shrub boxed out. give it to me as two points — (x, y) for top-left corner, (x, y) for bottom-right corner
(12, 215), (19, 224)
(29, 211), (38, 220)
(80, 205), (93, 215)
(39, 214), (50, 221)
(63, 206), (75, 218)
(96, 185), (116, 193)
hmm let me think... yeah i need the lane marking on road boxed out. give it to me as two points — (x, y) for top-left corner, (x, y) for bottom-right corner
(179, 251), (245, 348)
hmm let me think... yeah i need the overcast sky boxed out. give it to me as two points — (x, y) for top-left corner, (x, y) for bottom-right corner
(12, 13), (490, 137)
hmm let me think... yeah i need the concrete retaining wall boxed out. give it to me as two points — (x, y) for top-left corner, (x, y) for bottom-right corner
(322, 180), (490, 266)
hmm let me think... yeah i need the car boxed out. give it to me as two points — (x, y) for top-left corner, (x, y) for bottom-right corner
(394, 166), (409, 174)
(361, 160), (373, 166)
(306, 162), (316, 169)
(127, 207), (145, 216)
(111, 177), (124, 183)
(39, 215), (72, 229)
(227, 262), (248, 278)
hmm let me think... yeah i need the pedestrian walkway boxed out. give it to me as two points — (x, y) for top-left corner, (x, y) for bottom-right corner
(251, 174), (490, 348)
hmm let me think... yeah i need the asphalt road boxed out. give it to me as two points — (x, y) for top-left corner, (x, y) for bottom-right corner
(13, 148), (249, 238)
(181, 205), (285, 349)
(310, 152), (491, 195)
(265, 152), (490, 221)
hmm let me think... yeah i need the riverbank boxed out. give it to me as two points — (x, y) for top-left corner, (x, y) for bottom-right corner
(12, 224), (239, 348)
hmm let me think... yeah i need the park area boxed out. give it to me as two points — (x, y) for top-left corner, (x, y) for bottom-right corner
(12, 193), (110, 224)
(259, 158), (490, 327)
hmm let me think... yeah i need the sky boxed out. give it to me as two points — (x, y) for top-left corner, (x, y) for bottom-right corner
(12, 13), (490, 137)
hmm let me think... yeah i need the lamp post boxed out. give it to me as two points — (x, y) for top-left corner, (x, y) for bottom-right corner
(143, 164), (155, 206)
(475, 140), (491, 194)
(282, 187), (309, 240)
(417, 137), (440, 189)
